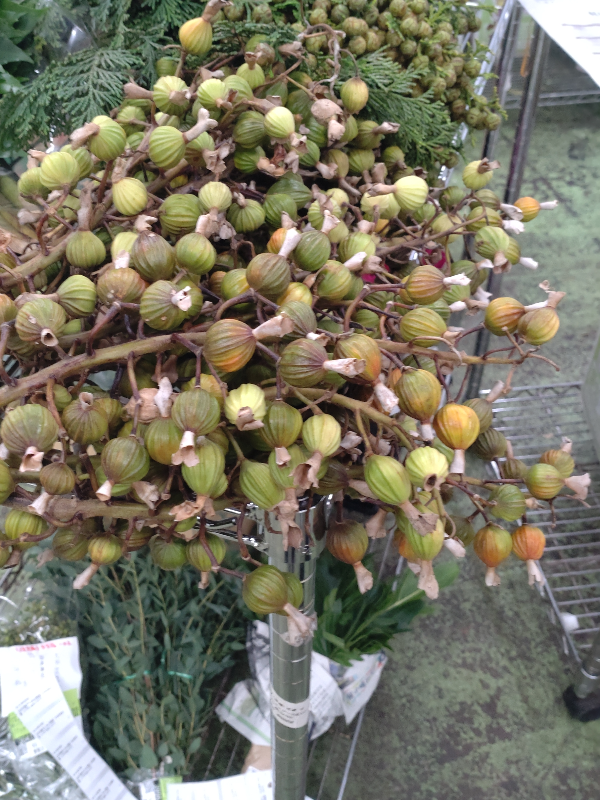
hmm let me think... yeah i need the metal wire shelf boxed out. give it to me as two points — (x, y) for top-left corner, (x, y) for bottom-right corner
(485, 382), (600, 664)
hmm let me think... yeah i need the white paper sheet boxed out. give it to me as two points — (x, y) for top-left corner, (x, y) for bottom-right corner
(519, 0), (600, 87)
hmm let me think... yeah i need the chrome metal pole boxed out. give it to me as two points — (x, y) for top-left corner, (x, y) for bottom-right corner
(251, 496), (330, 800)
(573, 630), (600, 699)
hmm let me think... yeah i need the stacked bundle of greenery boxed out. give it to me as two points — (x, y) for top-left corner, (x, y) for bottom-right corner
(0, 0), (493, 170)
(0, 6), (575, 630)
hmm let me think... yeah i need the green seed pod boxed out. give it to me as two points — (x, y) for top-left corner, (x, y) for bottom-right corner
(131, 231), (176, 282)
(181, 438), (226, 495)
(87, 115), (126, 161)
(470, 427), (507, 460)
(112, 177), (148, 216)
(144, 417), (183, 465)
(55, 275), (96, 317)
(401, 514), (445, 562)
(175, 232), (216, 276)
(280, 300), (317, 339)
(198, 181), (233, 213)
(243, 564), (288, 614)
(221, 268), (250, 302)
(97, 267), (147, 305)
(53, 528), (90, 561)
(525, 463), (563, 500)
(338, 232), (376, 262)
(116, 105), (146, 135)
(340, 76), (369, 114)
(298, 139), (320, 169)
(365, 454), (411, 505)
(240, 460), (285, 509)
(156, 57), (178, 76)
(140, 280), (188, 330)
(161, 194), (201, 237)
(223, 74), (253, 101)
(179, 15), (213, 55)
(501, 456), (528, 481)
(489, 484), (526, 522)
(4, 509), (46, 550)
(266, 174), (313, 210)
(400, 307), (446, 346)
(540, 448), (574, 479)
(268, 444), (305, 489)
(393, 175), (428, 211)
(66, 230), (106, 269)
(40, 461), (76, 495)
(474, 225), (510, 262)
(16, 298), (67, 346)
(405, 446), (449, 490)
(40, 151), (79, 190)
(327, 518), (369, 566)
(293, 230), (331, 272)
(148, 535), (187, 570)
(302, 414), (341, 458)
(172, 388), (220, 437)
(187, 534), (227, 573)
(233, 110), (266, 148)
(246, 253), (290, 300)
(88, 534), (123, 564)
(261, 400), (303, 450)
(98, 436), (149, 500)
(236, 61), (266, 89)
(353, 120), (384, 150)
(264, 106), (295, 140)
(1, 404), (59, 468)
(517, 308), (560, 346)
(153, 75), (189, 115)
(348, 148), (376, 174)
(394, 368), (441, 424)
(0, 460), (14, 503)
(149, 125), (186, 169)
(462, 398), (493, 433)
(463, 159), (495, 191)
(234, 145), (265, 174)
(95, 398), (123, 432)
(227, 198), (265, 233)
(18, 167), (47, 197)
(278, 282), (312, 306)
(184, 130), (215, 168)
(204, 319), (257, 372)
(263, 194), (298, 228)
(484, 296), (525, 336)
(62, 392), (109, 445)
(110, 231), (138, 260)
(197, 78), (228, 111)
(225, 383), (266, 430)
(279, 339), (333, 387)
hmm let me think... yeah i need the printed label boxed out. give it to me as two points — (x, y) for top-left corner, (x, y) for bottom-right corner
(270, 689), (310, 729)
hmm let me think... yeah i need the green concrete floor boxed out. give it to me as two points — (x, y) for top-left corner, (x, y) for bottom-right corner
(310, 52), (600, 800)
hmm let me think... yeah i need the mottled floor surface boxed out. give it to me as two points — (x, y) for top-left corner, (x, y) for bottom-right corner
(307, 47), (600, 800)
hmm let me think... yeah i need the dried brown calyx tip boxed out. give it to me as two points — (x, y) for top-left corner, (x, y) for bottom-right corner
(253, 314), (294, 340)
(374, 380), (400, 416)
(20, 446), (45, 473)
(283, 604), (314, 646)
(418, 560), (439, 599)
(132, 481), (160, 510)
(169, 495), (217, 521)
(485, 566), (501, 587)
(135, 214), (158, 232)
(564, 473), (591, 501)
(235, 406), (264, 431)
(353, 561), (374, 594)
(443, 537), (466, 558)
(485, 380), (506, 404)
(274, 446), (291, 467)
(278, 228), (301, 258)
(96, 479), (114, 502)
(274, 489), (302, 550)
(398, 500), (439, 536)
(366, 508), (388, 539)
(293, 451), (323, 491)
(316, 161), (338, 180)
(73, 563), (100, 589)
(171, 430), (200, 468)
(202, 0), (232, 22)
(69, 122), (101, 149)
(321, 210), (341, 235)
(477, 158), (500, 174)
(322, 357), (366, 378)
(560, 437), (572, 454)
(28, 489), (51, 516)
(526, 559), (544, 586)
